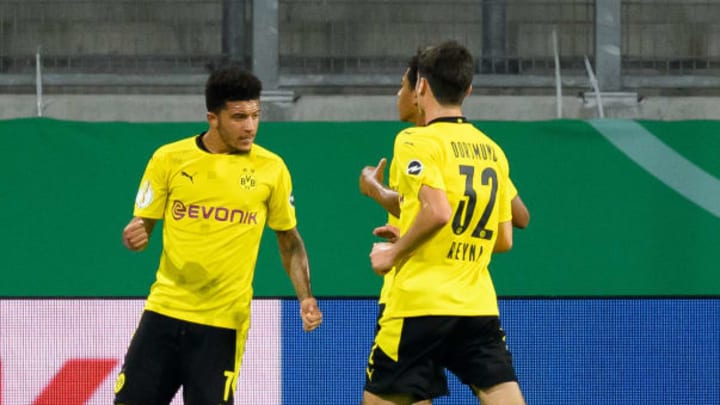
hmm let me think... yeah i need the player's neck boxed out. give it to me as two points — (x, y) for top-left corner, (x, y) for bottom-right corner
(422, 103), (464, 125)
(201, 130), (229, 154)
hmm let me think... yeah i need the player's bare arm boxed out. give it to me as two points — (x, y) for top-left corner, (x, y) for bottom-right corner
(493, 221), (513, 253)
(359, 157), (401, 218)
(121, 217), (157, 251)
(372, 224), (400, 243)
(275, 227), (323, 332)
(370, 185), (451, 275)
(511, 195), (530, 229)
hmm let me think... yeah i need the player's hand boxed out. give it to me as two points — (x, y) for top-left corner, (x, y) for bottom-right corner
(373, 224), (400, 243)
(300, 297), (323, 332)
(359, 158), (387, 197)
(122, 218), (149, 251)
(370, 242), (397, 275)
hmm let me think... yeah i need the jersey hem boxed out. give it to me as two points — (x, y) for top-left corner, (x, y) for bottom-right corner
(385, 309), (500, 318)
(143, 302), (247, 330)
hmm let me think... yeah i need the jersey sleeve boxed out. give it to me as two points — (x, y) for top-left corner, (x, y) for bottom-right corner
(386, 157), (400, 224)
(507, 177), (518, 200)
(393, 133), (445, 197)
(266, 159), (298, 231)
(496, 150), (512, 224)
(133, 151), (169, 219)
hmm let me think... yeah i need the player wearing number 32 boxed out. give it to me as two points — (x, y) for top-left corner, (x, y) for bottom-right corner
(363, 41), (526, 405)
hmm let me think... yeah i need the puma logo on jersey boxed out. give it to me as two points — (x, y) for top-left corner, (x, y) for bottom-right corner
(181, 171), (195, 183)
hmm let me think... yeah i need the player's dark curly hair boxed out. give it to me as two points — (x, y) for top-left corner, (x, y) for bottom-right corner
(205, 66), (262, 113)
(417, 40), (474, 105)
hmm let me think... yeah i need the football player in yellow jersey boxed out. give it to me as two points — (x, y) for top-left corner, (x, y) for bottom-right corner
(360, 51), (530, 405)
(360, 52), (449, 405)
(360, 50), (530, 405)
(361, 42), (526, 405)
(115, 67), (322, 405)
(360, 53), (529, 244)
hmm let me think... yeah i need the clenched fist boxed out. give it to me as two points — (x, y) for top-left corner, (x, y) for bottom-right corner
(300, 297), (323, 332)
(122, 217), (149, 251)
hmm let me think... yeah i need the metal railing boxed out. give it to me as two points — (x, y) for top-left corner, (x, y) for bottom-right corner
(0, 0), (718, 92)
(622, 0), (720, 75)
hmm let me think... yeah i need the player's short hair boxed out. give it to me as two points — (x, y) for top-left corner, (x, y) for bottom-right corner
(205, 66), (262, 113)
(417, 40), (474, 105)
(406, 51), (421, 89)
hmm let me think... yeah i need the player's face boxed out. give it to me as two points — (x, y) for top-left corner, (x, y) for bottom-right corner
(396, 69), (418, 124)
(214, 100), (261, 154)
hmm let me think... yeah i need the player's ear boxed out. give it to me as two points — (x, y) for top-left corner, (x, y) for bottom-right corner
(207, 111), (218, 128)
(416, 77), (428, 96)
(465, 85), (473, 98)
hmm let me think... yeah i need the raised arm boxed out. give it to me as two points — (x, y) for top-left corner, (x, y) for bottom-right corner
(359, 158), (401, 218)
(275, 227), (323, 332)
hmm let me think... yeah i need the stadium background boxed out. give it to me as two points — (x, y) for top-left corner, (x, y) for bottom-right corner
(2, 0), (720, 403)
(1, 119), (719, 404)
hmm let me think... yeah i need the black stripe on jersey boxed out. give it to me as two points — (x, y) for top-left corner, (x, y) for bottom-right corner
(427, 116), (468, 125)
(195, 132), (210, 152)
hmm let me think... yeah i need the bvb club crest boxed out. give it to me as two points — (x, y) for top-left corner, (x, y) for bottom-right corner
(239, 168), (256, 190)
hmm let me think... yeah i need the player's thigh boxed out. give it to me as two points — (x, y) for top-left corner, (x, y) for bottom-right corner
(474, 381), (526, 405)
(365, 316), (451, 401)
(362, 390), (418, 405)
(182, 322), (240, 404)
(114, 310), (183, 405)
(444, 316), (518, 390)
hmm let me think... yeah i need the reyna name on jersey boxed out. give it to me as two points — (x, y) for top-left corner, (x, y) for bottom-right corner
(446, 240), (485, 262)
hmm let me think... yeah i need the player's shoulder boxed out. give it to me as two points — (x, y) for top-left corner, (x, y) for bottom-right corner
(474, 127), (503, 149)
(153, 135), (199, 157)
(250, 143), (287, 165)
(474, 129), (510, 167)
(461, 124), (506, 152)
(395, 125), (420, 140)
(394, 125), (437, 146)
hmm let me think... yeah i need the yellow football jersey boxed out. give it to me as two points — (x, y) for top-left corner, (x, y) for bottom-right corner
(133, 135), (296, 329)
(384, 118), (512, 317)
(377, 158), (400, 305)
(508, 177), (518, 200)
(379, 139), (517, 305)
